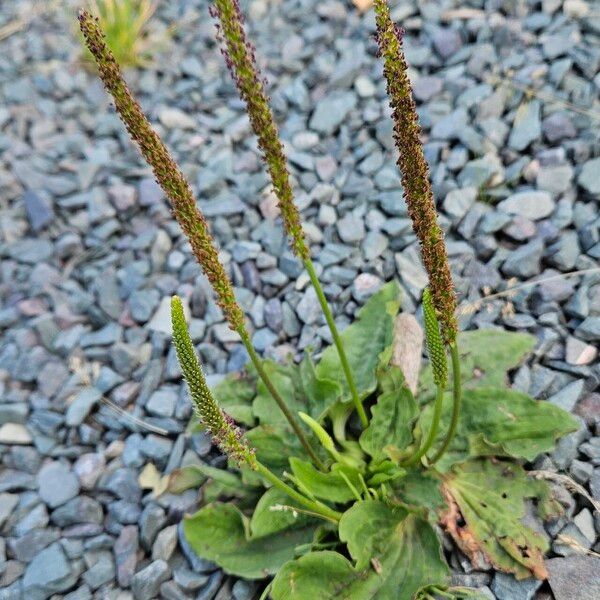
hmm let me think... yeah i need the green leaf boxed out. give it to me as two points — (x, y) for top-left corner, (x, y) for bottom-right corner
(299, 354), (342, 421)
(244, 425), (308, 476)
(183, 494), (316, 579)
(272, 500), (448, 599)
(419, 387), (579, 471)
(252, 361), (305, 427)
(289, 458), (362, 504)
(360, 377), (418, 463)
(250, 487), (313, 537)
(315, 281), (401, 404)
(392, 470), (445, 514)
(441, 459), (557, 580)
(195, 465), (259, 505)
(213, 370), (256, 426)
(419, 329), (536, 397)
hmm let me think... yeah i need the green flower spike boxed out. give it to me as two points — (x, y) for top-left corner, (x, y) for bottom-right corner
(172, 295), (341, 523)
(422, 288), (448, 389)
(374, 0), (457, 345)
(171, 296), (256, 468)
(401, 289), (447, 468)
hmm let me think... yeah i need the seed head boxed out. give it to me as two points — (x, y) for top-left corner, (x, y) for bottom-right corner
(374, 0), (457, 344)
(78, 10), (245, 332)
(171, 296), (256, 468)
(209, 0), (308, 260)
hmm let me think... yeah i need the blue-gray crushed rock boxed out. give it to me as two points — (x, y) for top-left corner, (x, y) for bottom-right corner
(0, 0), (598, 597)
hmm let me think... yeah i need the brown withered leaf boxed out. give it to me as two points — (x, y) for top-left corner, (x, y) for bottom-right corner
(440, 459), (561, 580)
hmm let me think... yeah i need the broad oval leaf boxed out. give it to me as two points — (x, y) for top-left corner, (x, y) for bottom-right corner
(360, 377), (418, 463)
(299, 354), (343, 422)
(419, 329), (536, 398)
(289, 457), (361, 504)
(441, 459), (559, 580)
(392, 470), (445, 514)
(250, 487), (313, 537)
(419, 387), (578, 472)
(272, 500), (448, 599)
(244, 425), (312, 477)
(315, 281), (401, 404)
(183, 494), (316, 579)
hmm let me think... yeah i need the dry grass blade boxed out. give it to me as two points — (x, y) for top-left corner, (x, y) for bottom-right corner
(458, 267), (600, 317)
(486, 74), (600, 121)
(530, 470), (600, 513)
(556, 535), (600, 558)
(69, 356), (169, 436)
(99, 396), (169, 436)
(0, 0), (61, 41)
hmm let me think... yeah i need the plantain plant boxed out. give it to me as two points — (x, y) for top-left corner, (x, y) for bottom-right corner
(79, 1), (579, 598)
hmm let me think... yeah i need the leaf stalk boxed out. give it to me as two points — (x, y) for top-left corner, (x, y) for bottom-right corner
(256, 462), (341, 523)
(429, 344), (462, 465)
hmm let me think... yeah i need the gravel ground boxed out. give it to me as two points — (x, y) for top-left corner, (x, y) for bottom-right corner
(0, 0), (599, 598)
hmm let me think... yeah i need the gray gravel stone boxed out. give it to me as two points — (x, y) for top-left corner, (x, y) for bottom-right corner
(66, 388), (102, 426)
(24, 190), (54, 231)
(444, 186), (477, 220)
(22, 542), (73, 600)
(8, 239), (53, 263)
(37, 461), (80, 508)
(509, 100), (541, 151)
(578, 158), (600, 195)
(547, 556), (600, 600)
(497, 191), (554, 220)
(146, 388), (178, 418)
(131, 559), (171, 599)
(491, 573), (541, 600)
(114, 525), (139, 588)
(309, 92), (356, 134)
(502, 238), (544, 278)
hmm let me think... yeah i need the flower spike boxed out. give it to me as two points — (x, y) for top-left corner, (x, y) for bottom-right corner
(209, 0), (308, 260)
(373, 0), (457, 344)
(422, 288), (448, 388)
(78, 10), (244, 333)
(171, 296), (256, 468)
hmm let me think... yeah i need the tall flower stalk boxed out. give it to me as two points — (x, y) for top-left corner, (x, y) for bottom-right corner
(78, 9), (322, 469)
(171, 296), (340, 523)
(209, 0), (369, 428)
(374, 0), (461, 461)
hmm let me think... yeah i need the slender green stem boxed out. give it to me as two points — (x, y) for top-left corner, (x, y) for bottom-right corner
(256, 462), (341, 523)
(304, 259), (368, 428)
(400, 384), (444, 468)
(239, 331), (325, 470)
(430, 343), (462, 465)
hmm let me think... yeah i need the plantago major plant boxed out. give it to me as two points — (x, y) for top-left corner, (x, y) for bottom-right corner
(80, 2), (579, 598)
